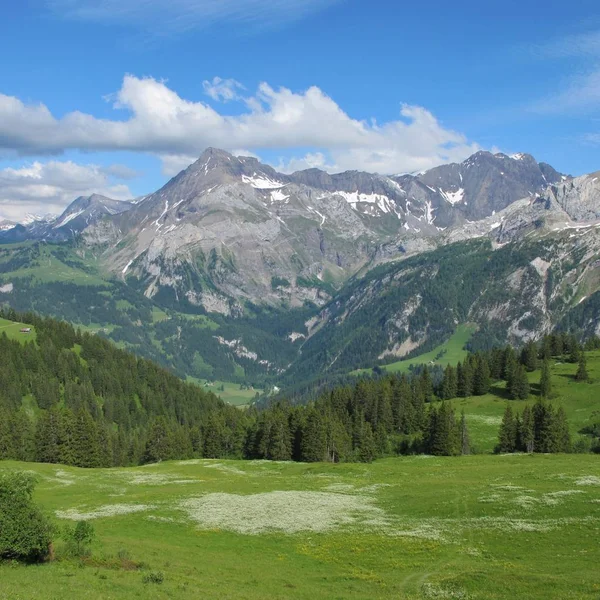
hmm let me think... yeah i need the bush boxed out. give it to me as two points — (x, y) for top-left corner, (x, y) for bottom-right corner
(0, 471), (53, 563)
(143, 570), (165, 584)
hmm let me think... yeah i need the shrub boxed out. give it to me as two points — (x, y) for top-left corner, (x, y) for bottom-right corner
(143, 570), (165, 584)
(64, 521), (95, 557)
(0, 471), (53, 563)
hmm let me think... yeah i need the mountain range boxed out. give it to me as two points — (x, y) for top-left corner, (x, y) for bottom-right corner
(1, 148), (600, 391)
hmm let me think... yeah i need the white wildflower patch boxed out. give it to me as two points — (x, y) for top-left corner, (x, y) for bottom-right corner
(541, 490), (584, 505)
(490, 484), (526, 491)
(513, 495), (539, 509)
(575, 476), (600, 486)
(146, 515), (179, 523)
(202, 462), (248, 476)
(47, 469), (77, 486)
(108, 470), (198, 486)
(179, 491), (389, 535)
(478, 493), (503, 504)
(421, 582), (471, 599)
(56, 503), (154, 521)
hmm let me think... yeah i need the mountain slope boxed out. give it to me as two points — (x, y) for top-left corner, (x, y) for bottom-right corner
(80, 148), (563, 314)
(0, 194), (132, 243)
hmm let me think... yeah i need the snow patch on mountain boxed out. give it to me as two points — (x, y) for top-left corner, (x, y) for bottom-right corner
(440, 188), (465, 205)
(242, 174), (285, 189)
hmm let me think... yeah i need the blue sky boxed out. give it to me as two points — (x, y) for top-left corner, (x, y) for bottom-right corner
(0, 0), (599, 218)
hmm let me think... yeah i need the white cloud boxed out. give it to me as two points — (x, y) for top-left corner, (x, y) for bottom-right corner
(533, 28), (600, 59)
(0, 161), (133, 220)
(203, 77), (245, 102)
(529, 68), (600, 115)
(0, 75), (479, 176)
(48, 0), (341, 34)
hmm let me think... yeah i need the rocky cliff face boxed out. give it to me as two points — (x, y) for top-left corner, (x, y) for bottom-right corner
(80, 148), (564, 314)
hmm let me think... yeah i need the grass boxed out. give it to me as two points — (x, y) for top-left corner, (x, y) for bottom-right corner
(352, 324), (478, 376)
(188, 378), (261, 407)
(1, 454), (599, 599)
(0, 316), (37, 343)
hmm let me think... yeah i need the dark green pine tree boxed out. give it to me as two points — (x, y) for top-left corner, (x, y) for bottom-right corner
(357, 421), (376, 463)
(472, 355), (490, 396)
(552, 406), (572, 453)
(497, 404), (518, 453)
(539, 359), (552, 398)
(301, 407), (326, 462)
(72, 408), (101, 468)
(521, 341), (538, 372)
(568, 340), (581, 364)
(441, 365), (458, 400)
(428, 402), (458, 456)
(502, 346), (518, 382)
(575, 352), (589, 382)
(203, 414), (225, 459)
(324, 414), (351, 463)
(35, 405), (62, 463)
(419, 366), (434, 403)
(143, 416), (173, 463)
(519, 405), (535, 453)
(267, 410), (292, 461)
(533, 399), (555, 453)
(509, 364), (529, 400)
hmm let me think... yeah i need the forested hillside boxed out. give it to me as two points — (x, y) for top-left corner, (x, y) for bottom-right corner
(1, 311), (598, 468)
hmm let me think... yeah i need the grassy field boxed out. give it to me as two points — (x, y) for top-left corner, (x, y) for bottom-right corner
(352, 324), (477, 376)
(1, 454), (599, 599)
(0, 316), (36, 343)
(188, 378), (260, 407)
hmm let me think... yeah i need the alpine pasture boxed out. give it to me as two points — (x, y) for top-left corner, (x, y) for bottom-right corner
(0, 455), (599, 599)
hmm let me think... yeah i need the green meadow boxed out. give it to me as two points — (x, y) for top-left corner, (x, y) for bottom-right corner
(0, 317), (36, 343)
(188, 378), (260, 407)
(0, 455), (599, 599)
(352, 324), (478, 376)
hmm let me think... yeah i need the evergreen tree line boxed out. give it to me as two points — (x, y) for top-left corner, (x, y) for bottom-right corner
(496, 401), (571, 454)
(438, 332), (593, 402)
(0, 311), (593, 467)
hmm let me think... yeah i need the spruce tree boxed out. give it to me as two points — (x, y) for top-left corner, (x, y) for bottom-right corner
(575, 352), (589, 382)
(357, 422), (376, 463)
(472, 355), (490, 396)
(539, 359), (553, 398)
(419, 366), (434, 403)
(552, 406), (571, 453)
(521, 341), (538, 371)
(143, 417), (173, 463)
(497, 404), (517, 453)
(569, 341), (580, 364)
(301, 407), (326, 462)
(509, 364), (529, 400)
(441, 365), (458, 400)
(520, 405), (535, 453)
